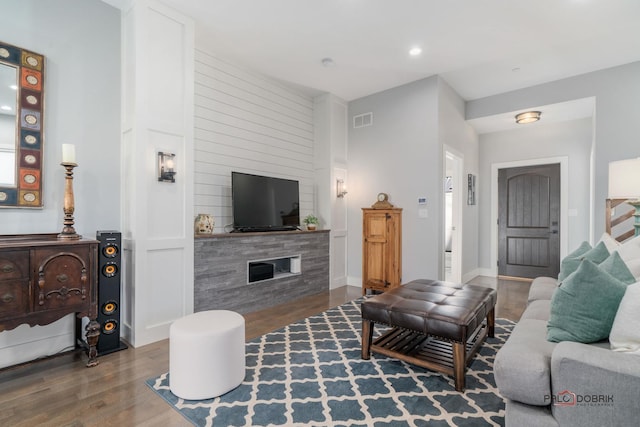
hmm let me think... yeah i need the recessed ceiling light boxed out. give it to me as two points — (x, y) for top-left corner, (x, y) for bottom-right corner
(1, 105), (12, 111)
(409, 47), (422, 56)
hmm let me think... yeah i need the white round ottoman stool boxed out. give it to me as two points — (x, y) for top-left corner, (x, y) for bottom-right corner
(169, 310), (245, 400)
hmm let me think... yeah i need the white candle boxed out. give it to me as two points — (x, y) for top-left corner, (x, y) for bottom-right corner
(62, 144), (76, 163)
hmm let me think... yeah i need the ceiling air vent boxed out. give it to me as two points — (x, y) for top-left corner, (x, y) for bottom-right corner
(353, 112), (373, 129)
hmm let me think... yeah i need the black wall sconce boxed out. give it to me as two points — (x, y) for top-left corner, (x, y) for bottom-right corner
(158, 151), (176, 183)
(336, 179), (348, 198)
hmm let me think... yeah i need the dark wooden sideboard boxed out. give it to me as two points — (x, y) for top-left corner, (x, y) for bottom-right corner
(0, 233), (100, 367)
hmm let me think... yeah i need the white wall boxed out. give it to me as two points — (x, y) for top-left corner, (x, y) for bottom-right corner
(0, 0), (120, 368)
(193, 49), (315, 232)
(477, 118), (593, 272)
(313, 93), (349, 288)
(468, 62), (640, 239)
(119, 0), (194, 347)
(437, 80), (480, 281)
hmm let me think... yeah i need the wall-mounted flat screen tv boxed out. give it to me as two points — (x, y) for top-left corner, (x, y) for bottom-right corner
(231, 172), (300, 232)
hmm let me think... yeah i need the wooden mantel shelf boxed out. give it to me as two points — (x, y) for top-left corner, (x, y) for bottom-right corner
(195, 229), (330, 239)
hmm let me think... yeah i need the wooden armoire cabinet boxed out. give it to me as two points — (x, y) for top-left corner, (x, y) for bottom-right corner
(0, 234), (100, 366)
(362, 208), (402, 295)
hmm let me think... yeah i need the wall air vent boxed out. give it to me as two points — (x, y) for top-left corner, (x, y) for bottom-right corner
(353, 112), (373, 128)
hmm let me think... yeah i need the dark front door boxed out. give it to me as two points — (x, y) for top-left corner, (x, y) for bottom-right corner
(498, 164), (560, 279)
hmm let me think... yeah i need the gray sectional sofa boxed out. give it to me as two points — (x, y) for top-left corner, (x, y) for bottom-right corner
(494, 276), (640, 427)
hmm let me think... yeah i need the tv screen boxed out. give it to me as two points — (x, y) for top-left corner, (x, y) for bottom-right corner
(232, 172), (300, 232)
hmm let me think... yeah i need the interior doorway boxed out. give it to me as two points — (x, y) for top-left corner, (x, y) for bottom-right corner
(444, 148), (463, 283)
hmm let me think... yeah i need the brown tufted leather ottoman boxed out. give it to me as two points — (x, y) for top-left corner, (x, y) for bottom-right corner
(361, 279), (497, 391)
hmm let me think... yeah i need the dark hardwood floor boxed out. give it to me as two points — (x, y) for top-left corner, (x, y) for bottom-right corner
(467, 275), (531, 322)
(0, 278), (529, 427)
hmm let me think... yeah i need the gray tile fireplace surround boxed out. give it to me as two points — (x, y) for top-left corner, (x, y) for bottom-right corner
(194, 230), (330, 314)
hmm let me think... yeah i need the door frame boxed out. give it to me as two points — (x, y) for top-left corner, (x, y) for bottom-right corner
(490, 156), (569, 276)
(443, 145), (463, 283)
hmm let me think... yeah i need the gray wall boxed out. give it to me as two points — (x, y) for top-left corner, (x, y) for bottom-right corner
(478, 118), (593, 270)
(347, 76), (480, 284)
(0, 0), (120, 235)
(0, 0), (120, 368)
(468, 62), (640, 240)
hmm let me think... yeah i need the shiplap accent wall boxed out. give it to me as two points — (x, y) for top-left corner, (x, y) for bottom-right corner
(194, 49), (316, 232)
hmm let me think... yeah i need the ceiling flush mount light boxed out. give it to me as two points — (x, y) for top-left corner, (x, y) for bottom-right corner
(515, 111), (541, 124)
(409, 47), (422, 56)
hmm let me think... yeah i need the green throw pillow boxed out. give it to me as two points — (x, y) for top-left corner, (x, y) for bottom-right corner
(548, 259), (628, 343)
(567, 241), (592, 259)
(558, 241), (609, 282)
(599, 251), (636, 284)
(557, 241), (591, 281)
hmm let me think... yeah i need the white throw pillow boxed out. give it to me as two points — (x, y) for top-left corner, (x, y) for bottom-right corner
(599, 232), (621, 253)
(610, 282), (640, 354)
(615, 235), (640, 280)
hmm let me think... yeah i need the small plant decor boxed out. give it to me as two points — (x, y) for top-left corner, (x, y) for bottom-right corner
(303, 214), (319, 230)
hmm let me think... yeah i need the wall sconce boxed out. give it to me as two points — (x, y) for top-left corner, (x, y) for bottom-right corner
(515, 111), (541, 124)
(336, 179), (347, 198)
(158, 151), (176, 183)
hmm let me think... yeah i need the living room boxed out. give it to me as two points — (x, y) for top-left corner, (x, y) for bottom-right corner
(1, 0), (640, 425)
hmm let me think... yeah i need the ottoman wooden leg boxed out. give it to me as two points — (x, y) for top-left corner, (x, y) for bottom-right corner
(453, 341), (466, 392)
(361, 319), (373, 359)
(487, 308), (495, 338)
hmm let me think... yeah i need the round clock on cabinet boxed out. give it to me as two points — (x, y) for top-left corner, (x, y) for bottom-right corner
(371, 192), (393, 209)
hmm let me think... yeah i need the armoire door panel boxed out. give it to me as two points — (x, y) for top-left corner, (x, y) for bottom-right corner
(362, 208), (402, 295)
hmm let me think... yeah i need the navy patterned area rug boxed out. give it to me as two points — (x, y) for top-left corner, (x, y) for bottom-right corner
(146, 299), (514, 427)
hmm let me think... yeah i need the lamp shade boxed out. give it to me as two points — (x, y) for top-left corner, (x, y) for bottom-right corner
(608, 158), (640, 199)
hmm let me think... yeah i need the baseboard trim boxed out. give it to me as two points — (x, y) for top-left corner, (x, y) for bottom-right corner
(347, 276), (362, 287)
(472, 268), (497, 279)
(330, 276), (347, 289)
(498, 275), (534, 283)
(462, 269), (482, 283)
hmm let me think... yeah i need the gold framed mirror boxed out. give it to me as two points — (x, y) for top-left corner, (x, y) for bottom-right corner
(0, 40), (44, 208)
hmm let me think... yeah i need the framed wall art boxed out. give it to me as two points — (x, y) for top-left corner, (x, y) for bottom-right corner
(467, 174), (476, 205)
